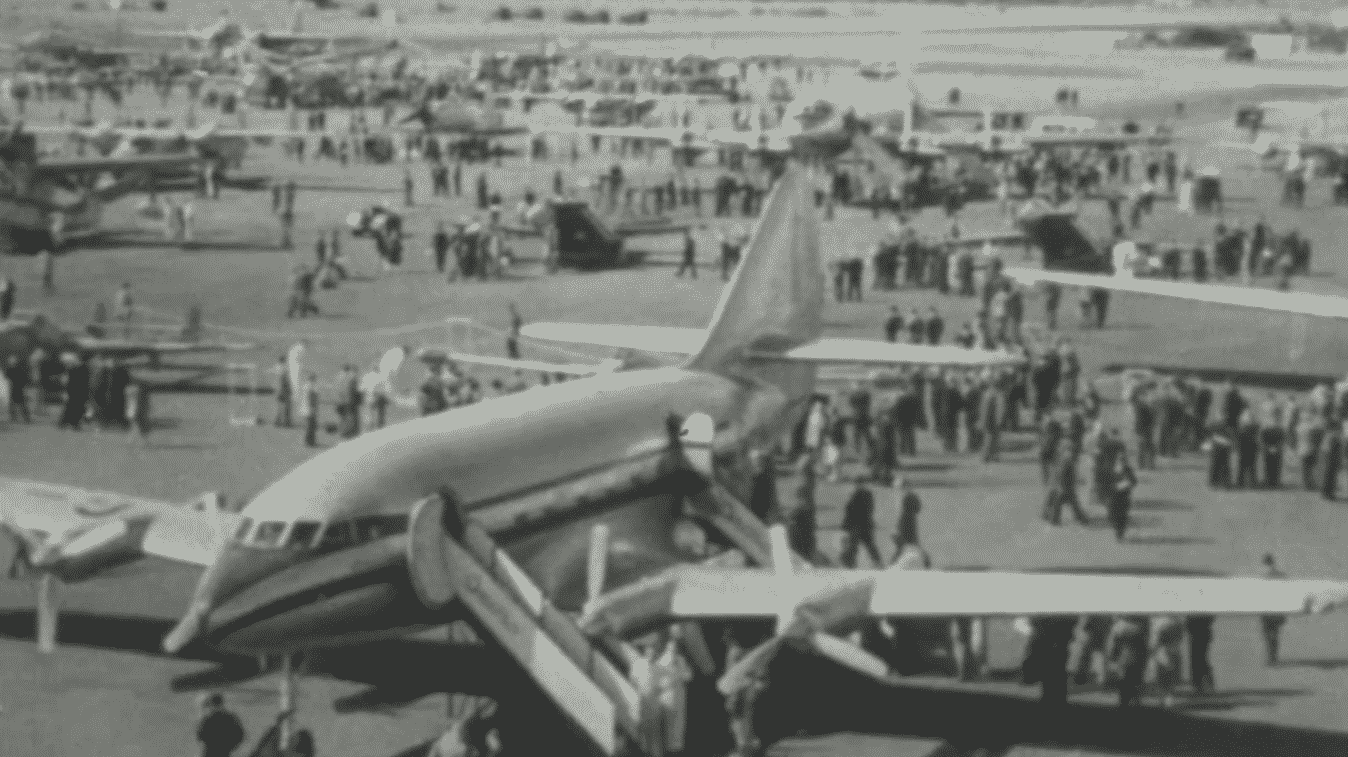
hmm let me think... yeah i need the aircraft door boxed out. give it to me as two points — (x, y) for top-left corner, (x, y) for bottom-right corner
(405, 489), (463, 610)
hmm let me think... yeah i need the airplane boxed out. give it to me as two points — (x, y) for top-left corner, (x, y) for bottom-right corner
(28, 121), (306, 173)
(0, 126), (215, 253)
(6, 165), (1348, 756)
(399, 95), (531, 139)
(0, 311), (255, 369)
(0, 29), (139, 72)
(146, 3), (396, 69)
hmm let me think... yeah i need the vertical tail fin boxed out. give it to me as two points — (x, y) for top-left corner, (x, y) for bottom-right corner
(686, 164), (823, 377)
(290, 0), (305, 34)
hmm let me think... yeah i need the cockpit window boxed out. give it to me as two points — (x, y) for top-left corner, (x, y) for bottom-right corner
(252, 521), (287, 548)
(287, 521), (321, 548)
(234, 518), (254, 542)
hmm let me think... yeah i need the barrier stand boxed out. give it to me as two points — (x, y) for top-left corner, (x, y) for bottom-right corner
(225, 363), (260, 427)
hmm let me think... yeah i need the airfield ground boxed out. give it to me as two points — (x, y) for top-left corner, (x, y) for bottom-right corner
(5, 9), (1348, 754)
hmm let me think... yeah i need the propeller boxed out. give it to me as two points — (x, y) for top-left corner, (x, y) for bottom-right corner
(585, 523), (609, 612)
(716, 524), (890, 696)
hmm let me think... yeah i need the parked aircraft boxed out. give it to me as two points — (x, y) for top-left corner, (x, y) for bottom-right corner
(5, 165), (1348, 756)
(0, 126), (212, 253)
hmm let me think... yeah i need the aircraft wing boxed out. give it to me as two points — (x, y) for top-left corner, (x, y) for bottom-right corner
(0, 477), (235, 573)
(541, 125), (699, 146)
(72, 336), (256, 358)
(1021, 132), (1172, 149)
(33, 153), (204, 176)
(581, 562), (1348, 638)
(416, 348), (622, 376)
(523, 323), (1024, 367)
(1004, 267), (1348, 320)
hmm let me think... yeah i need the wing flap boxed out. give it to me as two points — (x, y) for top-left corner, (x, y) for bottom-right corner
(520, 323), (706, 354)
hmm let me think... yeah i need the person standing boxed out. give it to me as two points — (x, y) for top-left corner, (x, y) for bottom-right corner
(1261, 403), (1286, 488)
(1204, 421), (1234, 489)
(0, 276), (15, 320)
(884, 306), (903, 343)
(1235, 410), (1260, 489)
(1107, 615), (1150, 708)
(338, 365), (361, 439)
(113, 282), (135, 338)
(272, 356), (292, 428)
(654, 629), (693, 757)
(300, 373), (319, 447)
(1151, 615), (1185, 707)
(925, 306), (944, 345)
(36, 249), (54, 293)
(4, 355), (28, 422)
(1259, 553), (1287, 666)
(195, 692), (245, 757)
(506, 303), (523, 360)
(126, 379), (150, 443)
(893, 478), (921, 552)
(675, 232), (697, 278)
(1187, 614), (1216, 695)
(1072, 614), (1113, 685)
(840, 482), (882, 568)
(57, 353), (88, 431)
(1108, 435), (1138, 542)
(1044, 431), (1089, 526)
(433, 222), (450, 274)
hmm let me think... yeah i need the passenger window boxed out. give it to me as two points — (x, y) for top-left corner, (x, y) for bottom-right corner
(352, 515), (409, 542)
(252, 521), (287, 548)
(234, 517), (254, 542)
(287, 521), (321, 549)
(317, 521), (354, 552)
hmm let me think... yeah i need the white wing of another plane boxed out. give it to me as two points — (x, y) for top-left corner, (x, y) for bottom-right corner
(522, 323), (1025, 367)
(1003, 267), (1348, 320)
(0, 476), (239, 653)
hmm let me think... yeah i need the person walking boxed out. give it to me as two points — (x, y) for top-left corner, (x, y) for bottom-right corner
(1259, 553), (1287, 666)
(1187, 614), (1216, 694)
(1107, 435), (1138, 542)
(1107, 615), (1150, 708)
(840, 482), (882, 568)
(675, 232), (697, 278)
(300, 373), (319, 447)
(273, 356), (292, 428)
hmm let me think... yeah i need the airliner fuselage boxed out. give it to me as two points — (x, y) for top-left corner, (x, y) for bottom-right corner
(187, 365), (803, 654)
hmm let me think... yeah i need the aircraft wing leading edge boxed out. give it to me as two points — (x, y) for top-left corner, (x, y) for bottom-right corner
(522, 323), (1024, 367)
(582, 564), (1348, 638)
(1005, 267), (1348, 320)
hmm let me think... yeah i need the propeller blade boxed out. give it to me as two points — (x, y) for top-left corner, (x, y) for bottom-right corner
(36, 573), (59, 654)
(716, 635), (785, 697)
(808, 631), (889, 679)
(586, 523), (609, 607)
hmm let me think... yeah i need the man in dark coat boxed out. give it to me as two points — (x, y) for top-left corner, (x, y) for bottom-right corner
(840, 483), (882, 568)
(57, 354), (89, 430)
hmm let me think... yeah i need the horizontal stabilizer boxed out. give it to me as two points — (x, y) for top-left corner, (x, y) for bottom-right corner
(418, 348), (620, 376)
(520, 322), (706, 355)
(772, 339), (1024, 367)
(1005, 267), (1348, 320)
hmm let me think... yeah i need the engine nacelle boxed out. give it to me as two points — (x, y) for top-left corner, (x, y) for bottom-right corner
(31, 518), (151, 583)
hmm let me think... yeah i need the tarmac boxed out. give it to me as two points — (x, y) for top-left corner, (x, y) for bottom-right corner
(4, 14), (1348, 757)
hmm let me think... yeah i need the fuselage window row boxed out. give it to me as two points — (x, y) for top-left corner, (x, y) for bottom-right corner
(231, 514), (409, 551)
